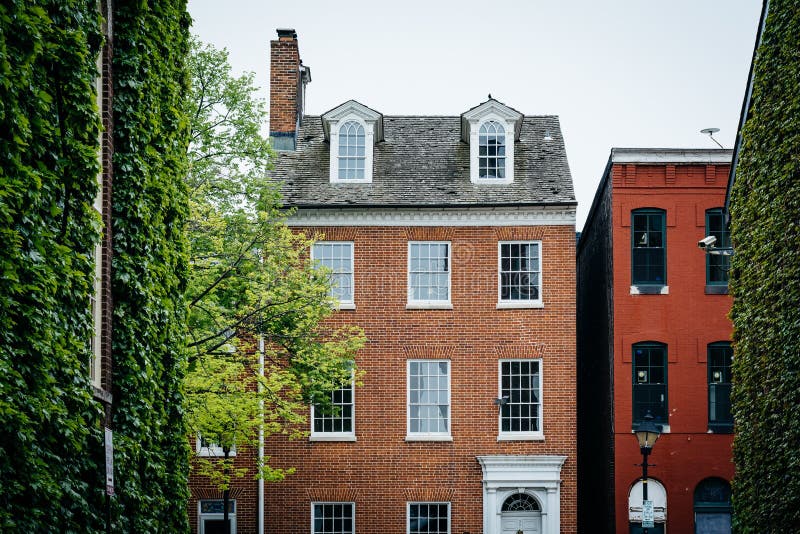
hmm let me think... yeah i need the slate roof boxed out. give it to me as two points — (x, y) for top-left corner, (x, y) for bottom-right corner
(274, 115), (576, 208)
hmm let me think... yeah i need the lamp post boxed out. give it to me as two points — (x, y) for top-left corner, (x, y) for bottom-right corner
(635, 411), (661, 534)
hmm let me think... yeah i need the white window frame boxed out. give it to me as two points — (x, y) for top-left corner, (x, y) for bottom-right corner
(90, 47), (104, 389)
(329, 114), (373, 184)
(196, 435), (236, 458)
(497, 241), (543, 309)
(310, 372), (356, 442)
(311, 241), (355, 310)
(407, 502), (451, 534)
(406, 359), (452, 441)
(497, 359), (544, 441)
(198, 499), (236, 534)
(469, 115), (515, 185)
(407, 241), (452, 309)
(311, 501), (355, 534)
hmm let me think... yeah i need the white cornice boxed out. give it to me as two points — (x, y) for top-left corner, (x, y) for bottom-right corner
(285, 206), (576, 227)
(611, 148), (733, 164)
(321, 100), (384, 141)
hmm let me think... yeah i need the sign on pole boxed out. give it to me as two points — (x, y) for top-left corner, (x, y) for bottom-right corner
(105, 427), (115, 496)
(642, 499), (654, 528)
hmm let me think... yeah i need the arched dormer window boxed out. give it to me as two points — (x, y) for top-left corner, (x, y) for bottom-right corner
(337, 120), (366, 180)
(479, 121), (506, 179)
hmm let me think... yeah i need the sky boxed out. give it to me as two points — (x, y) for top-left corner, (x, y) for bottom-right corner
(187, 0), (762, 229)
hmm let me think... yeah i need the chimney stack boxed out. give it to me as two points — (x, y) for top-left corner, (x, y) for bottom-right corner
(270, 28), (310, 151)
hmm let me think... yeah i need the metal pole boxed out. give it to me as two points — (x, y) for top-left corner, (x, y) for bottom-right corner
(642, 448), (649, 534)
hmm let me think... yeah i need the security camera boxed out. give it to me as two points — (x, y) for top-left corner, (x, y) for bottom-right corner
(698, 236), (717, 249)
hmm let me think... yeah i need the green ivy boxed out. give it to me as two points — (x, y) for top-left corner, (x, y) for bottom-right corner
(729, 1), (800, 531)
(0, 0), (191, 531)
(110, 1), (191, 532)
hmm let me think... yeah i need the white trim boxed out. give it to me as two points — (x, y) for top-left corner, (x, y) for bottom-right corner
(407, 501), (451, 534)
(469, 114), (515, 184)
(628, 479), (667, 523)
(286, 206), (576, 227)
(477, 455), (567, 534)
(310, 501), (355, 534)
(497, 241), (543, 308)
(311, 241), (355, 306)
(407, 359), (452, 440)
(407, 241), (452, 308)
(497, 359), (544, 441)
(630, 285), (670, 295)
(196, 436), (236, 458)
(329, 114), (373, 184)
(611, 148), (733, 164)
(198, 499), (237, 534)
(309, 372), (356, 441)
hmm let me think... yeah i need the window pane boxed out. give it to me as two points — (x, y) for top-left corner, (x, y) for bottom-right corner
(408, 361), (450, 435)
(409, 242), (450, 302)
(409, 503), (449, 534)
(500, 359), (540, 433)
(499, 242), (541, 301)
(633, 344), (667, 424)
(631, 210), (666, 284)
(313, 503), (354, 534)
(313, 377), (354, 435)
(312, 243), (354, 303)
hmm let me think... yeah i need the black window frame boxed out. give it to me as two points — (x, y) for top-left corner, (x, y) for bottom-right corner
(707, 342), (733, 433)
(705, 208), (731, 286)
(632, 342), (668, 426)
(631, 208), (667, 286)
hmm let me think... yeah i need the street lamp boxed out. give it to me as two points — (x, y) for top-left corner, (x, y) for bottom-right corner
(635, 411), (662, 533)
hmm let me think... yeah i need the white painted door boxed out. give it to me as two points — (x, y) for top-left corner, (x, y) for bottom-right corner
(501, 511), (541, 534)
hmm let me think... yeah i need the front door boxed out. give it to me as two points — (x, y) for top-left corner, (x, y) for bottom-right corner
(501, 511), (541, 534)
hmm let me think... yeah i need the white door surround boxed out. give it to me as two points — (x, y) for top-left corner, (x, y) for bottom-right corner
(477, 455), (567, 534)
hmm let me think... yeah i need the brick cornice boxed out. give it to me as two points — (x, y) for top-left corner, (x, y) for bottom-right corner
(402, 487), (455, 502)
(494, 344), (546, 359)
(403, 345), (454, 359)
(306, 487), (360, 502)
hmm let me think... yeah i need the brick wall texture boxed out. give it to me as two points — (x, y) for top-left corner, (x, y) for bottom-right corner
(254, 223), (578, 533)
(269, 34), (299, 134)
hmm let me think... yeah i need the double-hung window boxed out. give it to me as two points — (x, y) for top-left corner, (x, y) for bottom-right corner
(498, 241), (542, 307)
(408, 502), (450, 534)
(337, 121), (366, 180)
(408, 242), (451, 307)
(631, 209), (666, 286)
(312, 502), (354, 534)
(311, 374), (355, 441)
(632, 342), (668, 426)
(479, 121), (506, 179)
(705, 208), (730, 286)
(708, 342), (733, 433)
(407, 360), (451, 440)
(312, 242), (354, 308)
(498, 360), (542, 439)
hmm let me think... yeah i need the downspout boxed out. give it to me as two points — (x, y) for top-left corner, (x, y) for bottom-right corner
(258, 336), (265, 534)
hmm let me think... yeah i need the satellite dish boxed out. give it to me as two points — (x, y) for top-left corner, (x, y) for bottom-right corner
(700, 128), (724, 149)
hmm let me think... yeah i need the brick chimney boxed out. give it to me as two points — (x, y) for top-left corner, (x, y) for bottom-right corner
(270, 28), (310, 151)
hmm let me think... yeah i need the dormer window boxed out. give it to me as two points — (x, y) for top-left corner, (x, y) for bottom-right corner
(322, 100), (384, 184)
(461, 98), (523, 185)
(338, 121), (366, 180)
(479, 121), (506, 179)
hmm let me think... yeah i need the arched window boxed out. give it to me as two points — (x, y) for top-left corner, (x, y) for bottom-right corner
(479, 121), (506, 179)
(337, 121), (365, 180)
(501, 493), (540, 512)
(694, 478), (732, 534)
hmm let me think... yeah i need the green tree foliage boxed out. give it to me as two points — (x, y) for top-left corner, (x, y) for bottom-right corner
(729, 1), (800, 531)
(0, 2), (105, 530)
(109, 1), (192, 531)
(184, 39), (365, 495)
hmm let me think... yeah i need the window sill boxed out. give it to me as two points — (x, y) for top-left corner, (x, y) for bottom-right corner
(705, 285), (729, 295)
(707, 426), (733, 434)
(335, 302), (356, 311)
(197, 450), (237, 458)
(473, 177), (513, 185)
(630, 285), (669, 295)
(92, 386), (113, 404)
(330, 177), (372, 184)
(405, 434), (453, 442)
(496, 301), (544, 309)
(406, 302), (453, 310)
(497, 433), (545, 441)
(309, 434), (357, 442)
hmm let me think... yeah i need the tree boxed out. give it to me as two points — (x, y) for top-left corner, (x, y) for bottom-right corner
(183, 38), (365, 531)
(729, 1), (800, 531)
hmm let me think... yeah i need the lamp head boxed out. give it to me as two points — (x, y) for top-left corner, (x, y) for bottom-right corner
(635, 411), (662, 452)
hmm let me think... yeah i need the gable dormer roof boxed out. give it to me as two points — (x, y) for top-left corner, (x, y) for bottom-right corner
(321, 100), (384, 142)
(460, 98), (524, 143)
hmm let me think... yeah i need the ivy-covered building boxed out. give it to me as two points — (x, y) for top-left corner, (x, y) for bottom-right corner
(0, 1), (191, 531)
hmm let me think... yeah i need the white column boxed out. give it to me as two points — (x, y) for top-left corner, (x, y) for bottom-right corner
(546, 487), (559, 533)
(485, 487), (497, 534)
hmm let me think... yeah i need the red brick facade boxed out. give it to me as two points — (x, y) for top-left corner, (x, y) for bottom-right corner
(269, 30), (300, 135)
(260, 223), (578, 533)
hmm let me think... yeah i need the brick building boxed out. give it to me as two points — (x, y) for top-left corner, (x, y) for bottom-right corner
(192, 28), (579, 534)
(576, 148), (735, 534)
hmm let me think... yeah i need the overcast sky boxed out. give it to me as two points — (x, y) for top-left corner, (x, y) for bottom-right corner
(187, 0), (762, 229)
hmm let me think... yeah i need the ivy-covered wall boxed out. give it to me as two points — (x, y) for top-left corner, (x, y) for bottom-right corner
(729, 1), (800, 531)
(0, 0), (191, 531)
(110, 1), (191, 531)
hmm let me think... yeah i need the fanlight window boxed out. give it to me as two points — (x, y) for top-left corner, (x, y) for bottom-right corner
(479, 121), (506, 179)
(338, 121), (366, 180)
(501, 493), (540, 512)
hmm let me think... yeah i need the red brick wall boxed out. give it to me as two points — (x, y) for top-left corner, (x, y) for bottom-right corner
(269, 32), (299, 135)
(610, 163), (734, 533)
(258, 224), (578, 533)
